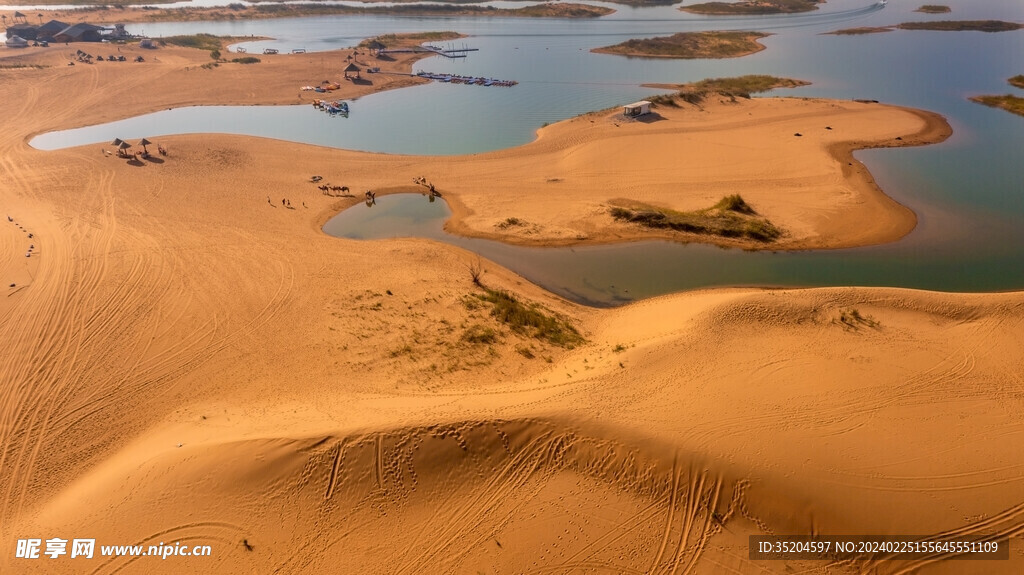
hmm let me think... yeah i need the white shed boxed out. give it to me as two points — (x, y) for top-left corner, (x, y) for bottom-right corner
(623, 100), (651, 117)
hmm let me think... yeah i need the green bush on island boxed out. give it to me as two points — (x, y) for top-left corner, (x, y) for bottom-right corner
(593, 31), (769, 59)
(647, 76), (809, 104)
(683, 0), (820, 15)
(161, 33), (225, 51)
(359, 32), (462, 49)
(897, 20), (1023, 32)
(1009, 75), (1024, 89)
(914, 4), (951, 13)
(609, 196), (782, 243)
(970, 95), (1024, 118)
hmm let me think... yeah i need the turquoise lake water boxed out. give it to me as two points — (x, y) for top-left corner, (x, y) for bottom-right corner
(29, 0), (1024, 306)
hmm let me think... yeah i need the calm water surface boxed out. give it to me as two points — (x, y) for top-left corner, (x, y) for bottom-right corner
(29, 0), (1024, 305)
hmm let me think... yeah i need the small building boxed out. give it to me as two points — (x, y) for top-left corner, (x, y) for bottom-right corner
(365, 40), (386, 56)
(623, 101), (651, 118)
(110, 23), (130, 40)
(5, 35), (29, 48)
(138, 38), (155, 49)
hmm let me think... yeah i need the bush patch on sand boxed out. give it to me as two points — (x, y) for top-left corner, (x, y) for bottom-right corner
(610, 196), (782, 242)
(837, 308), (881, 330)
(650, 76), (809, 103)
(474, 288), (584, 348)
(161, 33), (225, 51)
(231, 56), (261, 64)
(359, 31), (462, 49)
(462, 324), (499, 344)
(593, 31), (770, 59)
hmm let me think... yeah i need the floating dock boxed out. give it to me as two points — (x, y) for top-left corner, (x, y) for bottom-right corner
(414, 71), (517, 87)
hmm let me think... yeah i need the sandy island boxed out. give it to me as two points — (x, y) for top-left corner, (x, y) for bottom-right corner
(2, 36), (1023, 575)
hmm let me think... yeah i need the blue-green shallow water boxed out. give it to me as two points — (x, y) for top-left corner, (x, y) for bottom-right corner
(29, 0), (1024, 306)
(324, 193), (1024, 307)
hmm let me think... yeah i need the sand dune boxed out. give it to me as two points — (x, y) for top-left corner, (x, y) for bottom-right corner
(1, 40), (1020, 574)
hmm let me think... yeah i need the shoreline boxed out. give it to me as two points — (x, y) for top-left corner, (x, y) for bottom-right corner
(1, 2), (614, 25)
(428, 99), (952, 251)
(22, 76), (952, 252)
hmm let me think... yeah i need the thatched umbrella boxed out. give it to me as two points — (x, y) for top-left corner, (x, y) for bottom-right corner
(111, 137), (123, 146)
(138, 138), (152, 154)
(118, 141), (132, 157)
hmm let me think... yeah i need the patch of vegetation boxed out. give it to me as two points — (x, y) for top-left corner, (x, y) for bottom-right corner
(682, 0), (820, 15)
(474, 288), (584, 348)
(231, 56), (261, 64)
(593, 31), (769, 59)
(651, 75), (809, 104)
(496, 217), (524, 229)
(359, 31), (462, 49)
(897, 20), (1023, 32)
(161, 33), (225, 51)
(714, 194), (756, 214)
(837, 308), (880, 330)
(915, 4), (951, 13)
(612, 344), (627, 353)
(462, 324), (499, 344)
(825, 26), (895, 35)
(1009, 75), (1024, 89)
(648, 94), (681, 107)
(0, 64), (48, 70)
(969, 95), (1024, 118)
(687, 75), (809, 94)
(516, 345), (536, 359)
(511, 3), (613, 17)
(610, 196), (782, 242)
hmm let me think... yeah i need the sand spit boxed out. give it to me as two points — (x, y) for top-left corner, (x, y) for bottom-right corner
(1, 40), (1020, 575)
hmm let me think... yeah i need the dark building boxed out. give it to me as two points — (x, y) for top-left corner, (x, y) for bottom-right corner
(53, 23), (106, 43)
(37, 20), (70, 41)
(5, 24), (38, 41)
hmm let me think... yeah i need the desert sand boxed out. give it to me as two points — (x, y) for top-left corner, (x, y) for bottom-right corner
(1, 39), (1022, 574)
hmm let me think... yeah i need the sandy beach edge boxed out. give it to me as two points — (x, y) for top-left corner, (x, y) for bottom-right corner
(432, 101), (952, 251)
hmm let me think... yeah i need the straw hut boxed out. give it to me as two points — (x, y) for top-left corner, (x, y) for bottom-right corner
(343, 62), (361, 79)
(366, 40), (386, 56)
